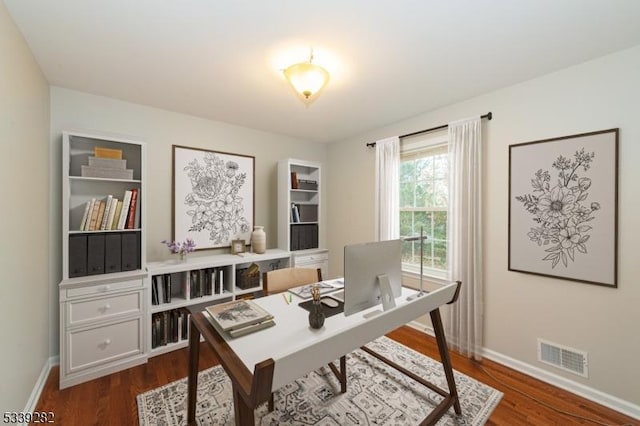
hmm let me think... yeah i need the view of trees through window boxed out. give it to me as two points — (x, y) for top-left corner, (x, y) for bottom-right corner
(400, 145), (448, 274)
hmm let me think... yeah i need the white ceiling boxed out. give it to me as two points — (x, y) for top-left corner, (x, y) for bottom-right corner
(6, 1), (640, 143)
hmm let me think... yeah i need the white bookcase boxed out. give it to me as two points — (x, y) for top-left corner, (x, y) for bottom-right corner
(277, 159), (328, 278)
(146, 249), (291, 356)
(59, 130), (147, 389)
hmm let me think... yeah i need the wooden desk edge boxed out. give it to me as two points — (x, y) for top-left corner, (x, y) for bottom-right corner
(188, 313), (274, 411)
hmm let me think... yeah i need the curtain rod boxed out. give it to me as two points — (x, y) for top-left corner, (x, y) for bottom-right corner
(366, 112), (492, 148)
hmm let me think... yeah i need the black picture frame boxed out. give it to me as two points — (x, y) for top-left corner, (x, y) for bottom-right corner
(508, 129), (618, 287)
(172, 145), (255, 250)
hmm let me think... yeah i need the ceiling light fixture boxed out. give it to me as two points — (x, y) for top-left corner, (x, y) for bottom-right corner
(283, 48), (330, 105)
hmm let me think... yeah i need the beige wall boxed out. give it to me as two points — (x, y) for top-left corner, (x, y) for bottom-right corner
(328, 45), (640, 409)
(49, 87), (328, 355)
(0, 2), (50, 413)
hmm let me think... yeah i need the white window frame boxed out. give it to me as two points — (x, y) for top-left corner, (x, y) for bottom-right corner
(400, 131), (449, 282)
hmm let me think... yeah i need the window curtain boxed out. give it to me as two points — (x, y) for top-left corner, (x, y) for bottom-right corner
(375, 136), (400, 241)
(446, 116), (483, 360)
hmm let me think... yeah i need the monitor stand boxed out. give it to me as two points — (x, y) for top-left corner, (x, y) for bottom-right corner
(363, 274), (396, 319)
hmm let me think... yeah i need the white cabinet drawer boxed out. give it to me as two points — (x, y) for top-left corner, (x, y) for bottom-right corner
(295, 252), (328, 264)
(66, 278), (143, 298)
(67, 317), (142, 374)
(67, 292), (142, 326)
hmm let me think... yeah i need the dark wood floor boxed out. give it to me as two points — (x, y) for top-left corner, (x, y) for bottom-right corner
(34, 326), (637, 425)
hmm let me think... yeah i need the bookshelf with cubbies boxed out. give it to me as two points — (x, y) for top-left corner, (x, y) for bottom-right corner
(146, 249), (291, 356)
(277, 159), (328, 278)
(59, 130), (147, 389)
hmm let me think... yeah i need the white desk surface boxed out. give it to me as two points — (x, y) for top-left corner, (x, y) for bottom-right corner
(212, 281), (458, 390)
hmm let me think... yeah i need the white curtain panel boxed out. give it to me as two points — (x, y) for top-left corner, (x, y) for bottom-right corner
(374, 136), (400, 241)
(446, 116), (484, 360)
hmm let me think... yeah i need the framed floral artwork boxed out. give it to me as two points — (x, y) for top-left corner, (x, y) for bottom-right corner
(508, 129), (618, 287)
(172, 145), (254, 250)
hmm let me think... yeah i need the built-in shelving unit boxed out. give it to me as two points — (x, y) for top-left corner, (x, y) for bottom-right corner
(146, 249), (291, 356)
(59, 130), (147, 389)
(277, 159), (328, 277)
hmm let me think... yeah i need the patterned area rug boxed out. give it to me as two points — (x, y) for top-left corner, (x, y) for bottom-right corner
(138, 336), (502, 425)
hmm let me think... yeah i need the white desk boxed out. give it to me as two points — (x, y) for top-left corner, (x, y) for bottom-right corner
(187, 281), (462, 425)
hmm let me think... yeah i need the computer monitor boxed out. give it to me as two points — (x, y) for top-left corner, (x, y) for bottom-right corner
(343, 239), (402, 317)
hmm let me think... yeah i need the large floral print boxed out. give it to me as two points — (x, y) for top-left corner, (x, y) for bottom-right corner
(173, 146), (254, 250)
(515, 148), (597, 268)
(183, 153), (250, 245)
(508, 129), (618, 287)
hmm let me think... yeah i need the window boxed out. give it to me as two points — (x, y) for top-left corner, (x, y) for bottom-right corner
(399, 135), (448, 278)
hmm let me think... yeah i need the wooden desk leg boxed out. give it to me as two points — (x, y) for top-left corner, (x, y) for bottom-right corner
(430, 308), (462, 415)
(233, 386), (255, 426)
(187, 317), (201, 425)
(340, 355), (347, 394)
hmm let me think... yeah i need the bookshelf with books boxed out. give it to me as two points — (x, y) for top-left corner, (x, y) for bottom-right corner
(277, 159), (328, 278)
(59, 130), (147, 389)
(146, 249), (290, 356)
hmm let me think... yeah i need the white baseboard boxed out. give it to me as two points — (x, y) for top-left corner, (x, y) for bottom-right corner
(23, 356), (59, 416)
(403, 321), (639, 420)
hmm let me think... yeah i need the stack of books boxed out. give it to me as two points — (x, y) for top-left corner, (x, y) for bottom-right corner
(81, 147), (134, 179)
(204, 299), (274, 338)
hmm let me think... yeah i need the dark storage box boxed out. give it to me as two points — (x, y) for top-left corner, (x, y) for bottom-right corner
(297, 179), (318, 190)
(236, 267), (260, 289)
(298, 204), (318, 222)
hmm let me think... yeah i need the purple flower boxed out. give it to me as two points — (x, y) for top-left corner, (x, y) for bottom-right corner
(161, 239), (197, 255)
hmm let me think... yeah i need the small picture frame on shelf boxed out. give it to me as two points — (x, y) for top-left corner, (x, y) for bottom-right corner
(231, 239), (246, 255)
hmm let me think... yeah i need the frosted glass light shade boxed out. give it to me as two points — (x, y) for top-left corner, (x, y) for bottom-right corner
(283, 61), (330, 105)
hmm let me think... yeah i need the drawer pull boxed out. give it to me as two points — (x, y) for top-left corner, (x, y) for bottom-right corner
(99, 285), (111, 292)
(98, 338), (112, 350)
(100, 303), (111, 312)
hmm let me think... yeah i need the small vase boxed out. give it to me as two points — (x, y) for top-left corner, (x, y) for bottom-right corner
(308, 300), (325, 329)
(179, 252), (187, 261)
(251, 226), (266, 254)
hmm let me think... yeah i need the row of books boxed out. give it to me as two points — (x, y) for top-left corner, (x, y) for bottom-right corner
(205, 299), (275, 338)
(151, 308), (190, 349)
(79, 189), (139, 231)
(190, 267), (226, 299)
(150, 267), (228, 306)
(151, 274), (174, 305)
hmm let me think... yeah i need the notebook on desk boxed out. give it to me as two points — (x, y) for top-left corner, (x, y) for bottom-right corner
(288, 278), (344, 300)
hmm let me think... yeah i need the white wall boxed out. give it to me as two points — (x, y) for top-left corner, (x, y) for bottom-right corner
(328, 45), (640, 410)
(49, 87), (328, 355)
(0, 2), (50, 412)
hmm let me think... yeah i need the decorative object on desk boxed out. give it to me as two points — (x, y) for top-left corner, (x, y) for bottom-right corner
(205, 299), (273, 333)
(230, 238), (246, 255)
(172, 145), (254, 250)
(251, 225), (266, 254)
(509, 128), (618, 287)
(308, 284), (325, 329)
(161, 238), (196, 261)
(137, 336), (502, 426)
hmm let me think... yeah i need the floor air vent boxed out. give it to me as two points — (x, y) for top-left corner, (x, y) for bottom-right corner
(538, 339), (588, 378)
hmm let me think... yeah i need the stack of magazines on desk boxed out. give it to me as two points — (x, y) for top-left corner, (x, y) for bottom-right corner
(204, 299), (274, 338)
